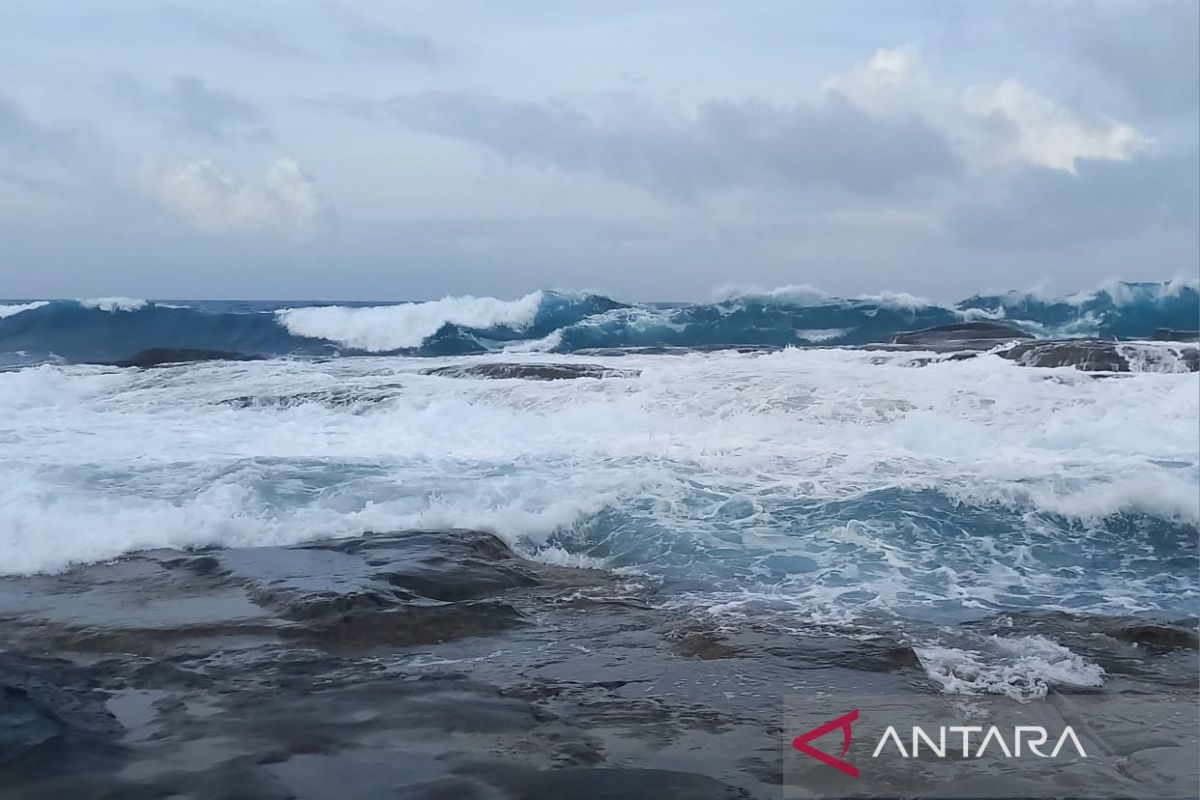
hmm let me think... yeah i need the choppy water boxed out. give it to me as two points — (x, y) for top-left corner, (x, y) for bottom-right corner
(1, 280), (1196, 699)
(2, 279), (1198, 365)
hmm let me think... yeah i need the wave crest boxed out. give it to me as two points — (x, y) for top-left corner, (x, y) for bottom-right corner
(276, 291), (548, 352)
(0, 280), (1195, 364)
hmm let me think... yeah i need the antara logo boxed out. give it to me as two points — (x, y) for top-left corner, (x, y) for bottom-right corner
(791, 710), (860, 778)
(792, 710), (1088, 777)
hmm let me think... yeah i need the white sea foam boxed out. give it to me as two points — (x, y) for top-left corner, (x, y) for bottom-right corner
(1065, 277), (1200, 306)
(275, 292), (545, 351)
(795, 328), (851, 343)
(711, 283), (937, 309)
(501, 329), (564, 353)
(78, 297), (149, 312)
(916, 636), (1105, 700)
(0, 348), (1195, 628)
(0, 301), (49, 319)
(1117, 342), (1198, 374)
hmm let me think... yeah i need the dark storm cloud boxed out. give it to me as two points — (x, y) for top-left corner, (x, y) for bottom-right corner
(950, 151), (1200, 249)
(115, 76), (267, 142)
(364, 89), (959, 199)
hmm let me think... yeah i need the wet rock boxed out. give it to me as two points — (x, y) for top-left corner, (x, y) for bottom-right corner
(308, 529), (550, 601)
(890, 321), (1033, 350)
(103, 348), (265, 368)
(0, 654), (123, 777)
(996, 339), (1198, 372)
(997, 340), (1131, 371)
(2, 534), (1192, 799)
(450, 764), (752, 800)
(1111, 623), (1199, 652)
(219, 384), (405, 410)
(667, 625), (742, 660)
(284, 600), (527, 652)
(662, 618), (924, 673)
(422, 362), (640, 381)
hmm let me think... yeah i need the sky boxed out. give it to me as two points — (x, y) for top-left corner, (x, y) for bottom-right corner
(0, 0), (1197, 301)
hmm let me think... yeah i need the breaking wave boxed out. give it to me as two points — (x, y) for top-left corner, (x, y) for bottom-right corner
(0, 279), (1195, 365)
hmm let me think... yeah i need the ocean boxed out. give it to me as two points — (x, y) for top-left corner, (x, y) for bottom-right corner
(1, 279), (1197, 797)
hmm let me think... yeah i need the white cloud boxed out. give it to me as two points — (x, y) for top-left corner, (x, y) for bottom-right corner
(968, 79), (1148, 173)
(153, 158), (329, 236)
(830, 45), (1150, 174)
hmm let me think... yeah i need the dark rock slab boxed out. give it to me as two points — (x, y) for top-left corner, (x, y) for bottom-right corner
(997, 339), (1199, 372)
(0, 654), (124, 779)
(422, 362), (640, 380)
(890, 321), (1033, 350)
(997, 339), (1131, 371)
(102, 348), (265, 368)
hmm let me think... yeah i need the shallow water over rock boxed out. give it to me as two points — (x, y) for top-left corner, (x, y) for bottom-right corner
(1, 530), (1195, 798)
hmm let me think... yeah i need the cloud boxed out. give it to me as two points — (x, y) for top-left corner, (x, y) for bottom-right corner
(830, 45), (1150, 174)
(1063, 0), (1200, 116)
(0, 96), (44, 153)
(359, 88), (959, 199)
(0, 94), (74, 156)
(0, 94), (101, 201)
(967, 79), (1148, 173)
(117, 76), (266, 142)
(341, 14), (437, 63)
(152, 158), (332, 237)
(163, 4), (436, 64)
(164, 5), (308, 58)
(950, 151), (1199, 248)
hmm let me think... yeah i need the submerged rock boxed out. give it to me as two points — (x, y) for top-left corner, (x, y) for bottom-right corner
(102, 348), (265, 368)
(963, 611), (1200, 686)
(423, 362), (640, 381)
(889, 321), (1033, 350)
(218, 384), (405, 410)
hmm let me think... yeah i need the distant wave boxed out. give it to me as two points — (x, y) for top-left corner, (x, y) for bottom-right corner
(0, 301), (50, 320)
(0, 280), (1195, 365)
(77, 296), (149, 312)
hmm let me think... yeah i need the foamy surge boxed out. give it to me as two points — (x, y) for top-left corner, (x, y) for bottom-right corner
(0, 349), (1195, 625)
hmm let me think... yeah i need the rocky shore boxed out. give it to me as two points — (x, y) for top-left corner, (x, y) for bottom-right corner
(2, 530), (1196, 799)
